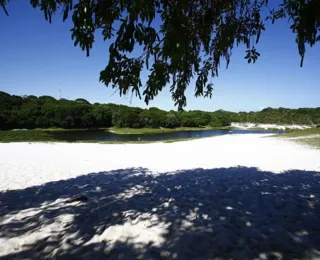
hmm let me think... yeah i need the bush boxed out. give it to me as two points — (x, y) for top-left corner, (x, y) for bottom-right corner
(164, 113), (180, 128)
(209, 117), (223, 127)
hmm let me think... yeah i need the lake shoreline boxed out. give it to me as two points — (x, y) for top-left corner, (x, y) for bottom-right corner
(4, 126), (232, 133)
(1, 125), (318, 146)
(0, 127), (278, 143)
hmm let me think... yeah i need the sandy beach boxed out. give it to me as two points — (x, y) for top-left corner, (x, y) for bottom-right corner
(0, 134), (320, 259)
(231, 123), (312, 130)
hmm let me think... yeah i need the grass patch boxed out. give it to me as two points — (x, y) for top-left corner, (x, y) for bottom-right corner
(246, 127), (282, 131)
(271, 128), (320, 149)
(273, 128), (320, 138)
(106, 126), (231, 135)
(0, 130), (58, 143)
(33, 127), (94, 131)
(163, 137), (204, 143)
(296, 138), (320, 149)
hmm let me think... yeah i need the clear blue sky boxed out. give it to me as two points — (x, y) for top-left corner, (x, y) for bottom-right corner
(0, 1), (319, 112)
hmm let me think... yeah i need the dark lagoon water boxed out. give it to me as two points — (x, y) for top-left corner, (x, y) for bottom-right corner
(48, 129), (282, 142)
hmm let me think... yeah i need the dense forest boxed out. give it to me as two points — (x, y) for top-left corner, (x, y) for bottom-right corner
(0, 91), (319, 130)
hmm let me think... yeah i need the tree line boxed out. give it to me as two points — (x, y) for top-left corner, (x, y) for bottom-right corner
(0, 91), (319, 130)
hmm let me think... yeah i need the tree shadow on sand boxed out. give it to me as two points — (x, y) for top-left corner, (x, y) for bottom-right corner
(0, 167), (320, 260)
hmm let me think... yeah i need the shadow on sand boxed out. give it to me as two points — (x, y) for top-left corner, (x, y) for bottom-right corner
(0, 167), (319, 259)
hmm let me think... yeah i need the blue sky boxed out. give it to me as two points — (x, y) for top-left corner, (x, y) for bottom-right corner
(0, 1), (319, 112)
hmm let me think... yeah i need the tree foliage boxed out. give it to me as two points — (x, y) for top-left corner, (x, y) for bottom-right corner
(2, 0), (320, 109)
(0, 91), (319, 130)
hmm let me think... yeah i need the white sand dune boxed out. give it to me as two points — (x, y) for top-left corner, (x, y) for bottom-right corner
(231, 122), (312, 130)
(0, 134), (320, 259)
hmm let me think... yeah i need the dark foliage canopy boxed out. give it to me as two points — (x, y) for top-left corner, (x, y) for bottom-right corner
(1, 91), (319, 130)
(1, 0), (320, 109)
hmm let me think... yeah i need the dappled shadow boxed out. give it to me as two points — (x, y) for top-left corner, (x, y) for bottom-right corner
(0, 167), (320, 259)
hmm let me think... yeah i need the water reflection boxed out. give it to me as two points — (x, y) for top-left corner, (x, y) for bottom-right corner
(49, 129), (282, 142)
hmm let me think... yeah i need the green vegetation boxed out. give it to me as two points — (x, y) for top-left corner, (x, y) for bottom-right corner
(1, 94), (319, 146)
(296, 138), (320, 149)
(274, 128), (320, 138)
(246, 127), (281, 131)
(108, 126), (223, 135)
(273, 128), (320, 149)
(0, 130), (144, 144)
(236, 107), (320, 125)
(0, 129), (206, 144)
(1, 92), (320, 133)
(163, 137), (202, 143)
(0, 130), (61, 143)
(2, 1), (319, 109)
(0, 91), (233, 130)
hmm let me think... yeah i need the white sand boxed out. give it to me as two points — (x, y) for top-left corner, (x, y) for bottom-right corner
(0, 134), (320, 259)
(231, 122), (312, 130)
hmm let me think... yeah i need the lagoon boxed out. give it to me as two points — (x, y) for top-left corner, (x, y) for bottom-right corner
(44, 128), (281, 142)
